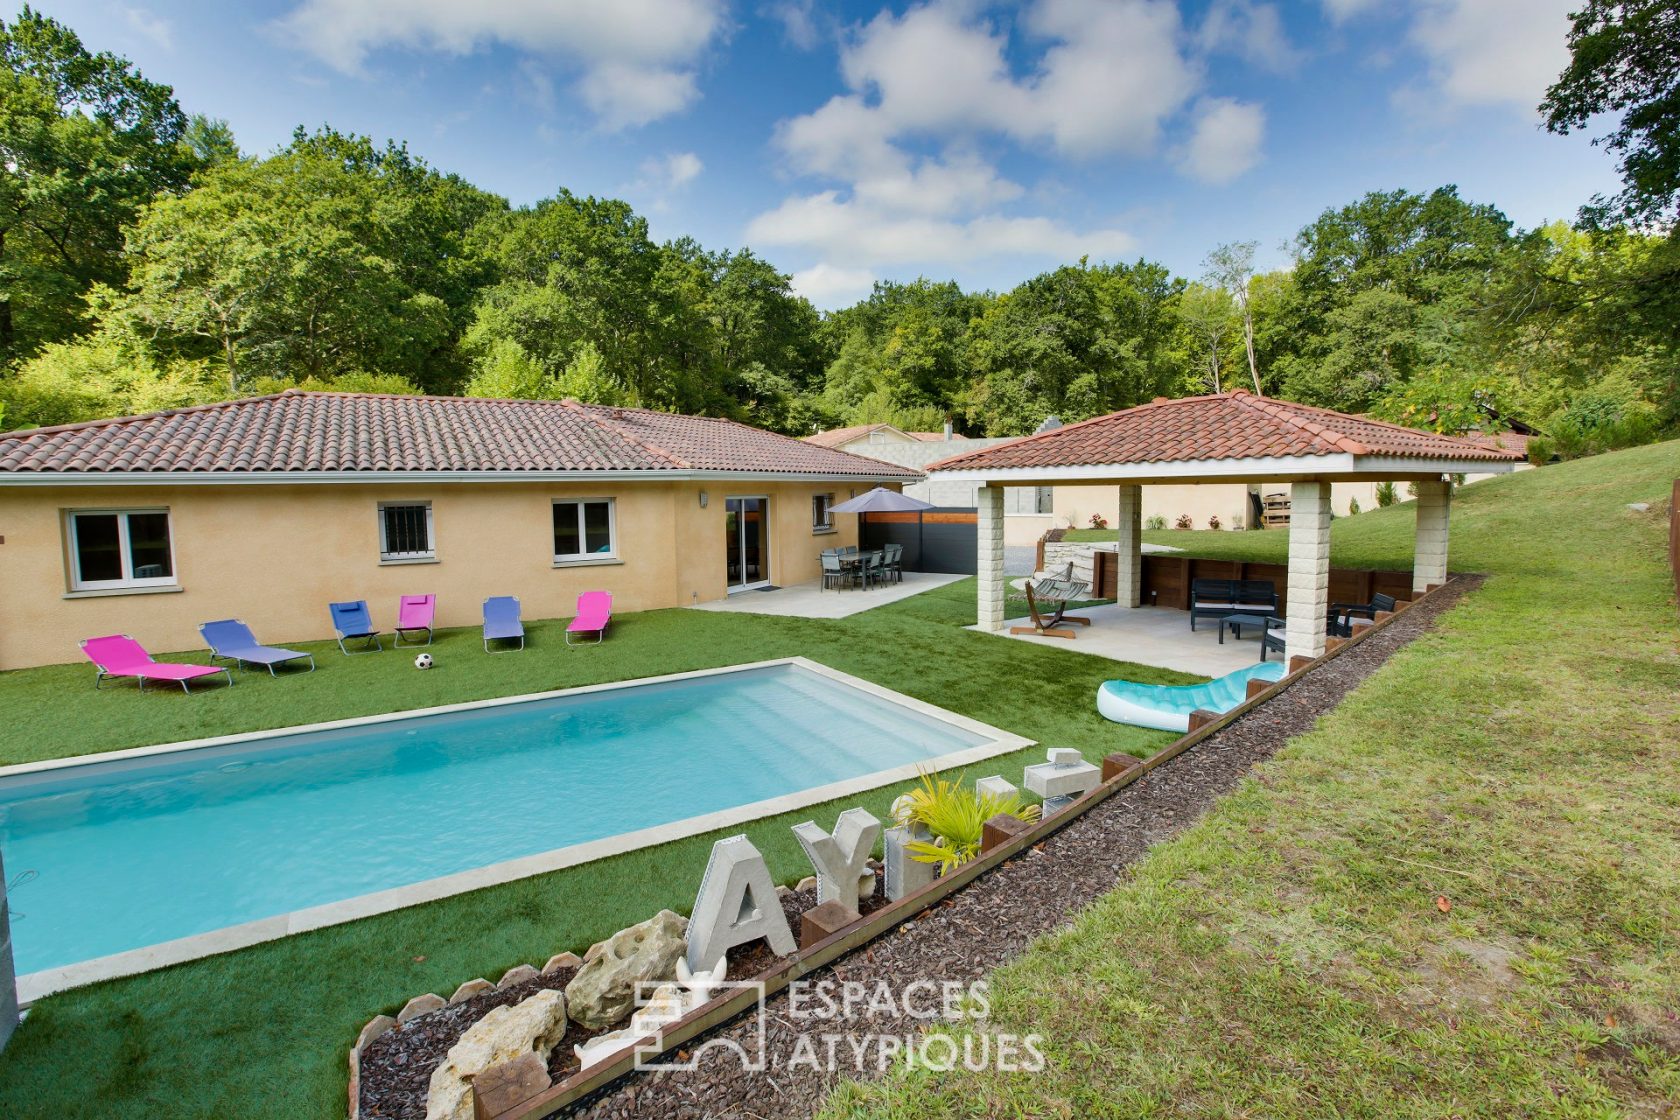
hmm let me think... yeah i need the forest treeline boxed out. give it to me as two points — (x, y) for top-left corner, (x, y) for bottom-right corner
(3, 5), (1676, 460)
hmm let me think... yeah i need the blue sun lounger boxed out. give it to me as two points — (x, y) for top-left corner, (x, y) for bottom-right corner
(482, 596), (524, 652)
(1096, 661), (1285, 732)
(200, 619), (316, 675)
(329, 600), (383, 655)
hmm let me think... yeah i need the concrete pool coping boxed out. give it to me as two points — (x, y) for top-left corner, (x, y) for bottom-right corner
(4, 656), (1034, 1004)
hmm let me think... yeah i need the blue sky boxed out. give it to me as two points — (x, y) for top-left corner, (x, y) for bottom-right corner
(38, 0), (1620, 308)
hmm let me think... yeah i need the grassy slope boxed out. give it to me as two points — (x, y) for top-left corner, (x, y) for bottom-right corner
(822, 443), (1680, 1118)
(0, 581), (1178, 1118)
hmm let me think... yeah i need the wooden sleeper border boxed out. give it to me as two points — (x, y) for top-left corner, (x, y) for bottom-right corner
(458, 579), (1450, 1120)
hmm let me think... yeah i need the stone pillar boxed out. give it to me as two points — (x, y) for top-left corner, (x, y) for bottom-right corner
(1285, 480), (1331, 663)
(0, 849), (16, 1052)
(1115, 484), (1142, 607)
(977, 484), (1006, 632)
(1413, 479), (1451, 593)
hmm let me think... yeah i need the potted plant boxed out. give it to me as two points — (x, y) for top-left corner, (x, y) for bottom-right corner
(896, 773), (1041, 874)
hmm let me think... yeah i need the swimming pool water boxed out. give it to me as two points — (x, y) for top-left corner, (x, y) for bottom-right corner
(0, 663), (991, 975)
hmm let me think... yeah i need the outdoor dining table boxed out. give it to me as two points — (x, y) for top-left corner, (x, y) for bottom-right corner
(1010, 577), (1092, 639)
(837, 549), (885, 589)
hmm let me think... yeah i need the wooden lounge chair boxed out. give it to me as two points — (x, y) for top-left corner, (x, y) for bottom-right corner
(1010, 579), (1091, 639)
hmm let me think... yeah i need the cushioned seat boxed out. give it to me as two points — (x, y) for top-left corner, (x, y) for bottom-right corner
(1096, 661), (1285, 732)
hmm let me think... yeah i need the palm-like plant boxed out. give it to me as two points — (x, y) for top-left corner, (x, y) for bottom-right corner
(898, 772), (1041, 874)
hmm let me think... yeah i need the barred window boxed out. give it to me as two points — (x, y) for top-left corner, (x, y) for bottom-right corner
(379, 502), (434, 561)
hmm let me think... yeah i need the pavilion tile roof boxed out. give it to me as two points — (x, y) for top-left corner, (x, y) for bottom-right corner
(0, 391), (921, 479)
(926, 391), (1526, 472)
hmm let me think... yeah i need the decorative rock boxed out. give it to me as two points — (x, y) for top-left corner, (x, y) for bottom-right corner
(793, 808), (881, 913)
(565, 909), (688, 1030)
(356, 1014), (398, 1052)
(889, 792), (917, 826)
(498, 964), (539, 989)
(857, 868), (878, 901)
(449, 980), (494, 1005)
(398, 993), (446, 1025)
(800, 899), (859, 949)
(583, 941), (606, 963)
(776, 884), (792, 898)
(1628, 502), (1650, 512)
(629, 981), (691, 1035)
(882, 825), (936, 901)
(1023, 748), (1100, 800)
(542, 952), (582, 975)
(686, 836), (796, 974)
(796, 876), (818, 892)
(468, 1052), (550, 1118)
(425, 989), (568, 1120)
(974, 775), (1018, 801)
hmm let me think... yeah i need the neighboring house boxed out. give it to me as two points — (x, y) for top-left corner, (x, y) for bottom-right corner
(804, 422), (1052, 544)
(0, 391), (918, 671)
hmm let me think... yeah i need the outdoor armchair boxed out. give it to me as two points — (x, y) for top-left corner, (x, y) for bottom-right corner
(329, 601), (383, 654)
(395, 594), (435, 646)
(1327, 592), (1399, 637)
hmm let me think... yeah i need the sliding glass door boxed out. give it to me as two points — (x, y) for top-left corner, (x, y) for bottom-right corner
(725, 497), (770, 591)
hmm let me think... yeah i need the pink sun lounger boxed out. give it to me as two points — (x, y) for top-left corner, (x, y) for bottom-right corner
(80, 634), (233, 694)
(565, 590), (612, 646)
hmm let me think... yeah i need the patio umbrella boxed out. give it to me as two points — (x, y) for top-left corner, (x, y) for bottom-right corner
(831, 487), (937, 570)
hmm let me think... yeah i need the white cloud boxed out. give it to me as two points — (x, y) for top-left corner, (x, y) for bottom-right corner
(762, 0), (822, 50)
(1197, 0), (1301, 74)
(790, 263), (877, 307)
(1320, 0), (1377, 22)
(1177, 97), (1266, 184)
(122, 6), (173, 51)
(745, 190), (1135, 268)
(1408, 0), (1574, 113)
(273, 0), (724, 128)
(640, 151), (704, 190)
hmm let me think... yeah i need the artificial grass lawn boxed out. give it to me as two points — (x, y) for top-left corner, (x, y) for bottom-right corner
(823, 442), (1680, 1118)
(0, 578), (1183, 1118)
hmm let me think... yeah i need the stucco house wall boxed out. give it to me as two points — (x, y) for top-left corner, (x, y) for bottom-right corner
(0, 478), (861, 671)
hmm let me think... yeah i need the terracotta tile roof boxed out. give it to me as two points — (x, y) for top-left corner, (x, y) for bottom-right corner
(1460, 430), (1530, 456)
(927, 391), (1528, 472)
(0, 391), (921, 479)
(802, 423), (898, 448)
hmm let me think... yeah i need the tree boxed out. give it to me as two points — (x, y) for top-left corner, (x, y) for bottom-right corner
(1541, 0), (1680, 226)
(120, 130), (497, 390)
(1176, 283), (1237, 393)
(0, 7), (195, 363)
(1204, 242), (1262, 393)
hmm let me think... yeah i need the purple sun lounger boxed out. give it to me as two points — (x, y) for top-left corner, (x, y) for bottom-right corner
(395, 594), (435, 647)
(80, 634), (233, 694)
(482, 595), (524, 652)
(565, 590), (612, 646)
(199, 619), (315, 675)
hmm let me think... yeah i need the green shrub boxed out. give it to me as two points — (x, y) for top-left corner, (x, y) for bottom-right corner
(1145, 514), (1167, 530)
(897, 772), (1040, 873)
(1375, 481), (1398, 507)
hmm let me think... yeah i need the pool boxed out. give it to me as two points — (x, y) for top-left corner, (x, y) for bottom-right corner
(0, 658), (1029, 997)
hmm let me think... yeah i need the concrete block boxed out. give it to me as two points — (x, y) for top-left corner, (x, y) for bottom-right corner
(974, 775), (1018, 800)
(686, 835), (796, 972)
(1045, 748), (1083, 766)
(882, 825), (937, 901)
(1023, 748), (1101, 799)
(792, 808), (881, 913)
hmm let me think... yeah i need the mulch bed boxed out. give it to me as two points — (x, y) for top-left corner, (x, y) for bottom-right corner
(358, 875), (889, 1119)
(361, 580), (1473, 1120)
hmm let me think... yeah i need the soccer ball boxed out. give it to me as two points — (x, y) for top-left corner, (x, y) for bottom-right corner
(414, 653), (434, 670)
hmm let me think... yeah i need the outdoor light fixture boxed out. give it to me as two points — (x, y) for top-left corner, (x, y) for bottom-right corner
(698, 490), (708, 508)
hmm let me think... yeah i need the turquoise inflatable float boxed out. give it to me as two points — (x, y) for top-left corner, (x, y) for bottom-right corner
(1096, 661), (1285, 732)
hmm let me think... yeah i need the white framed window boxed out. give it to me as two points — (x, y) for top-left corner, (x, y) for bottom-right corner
(67, 509), (177, 590)
(812, 493), (835, 532)
(553, 498), (616, 562)
(378, 502), (435, 562)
